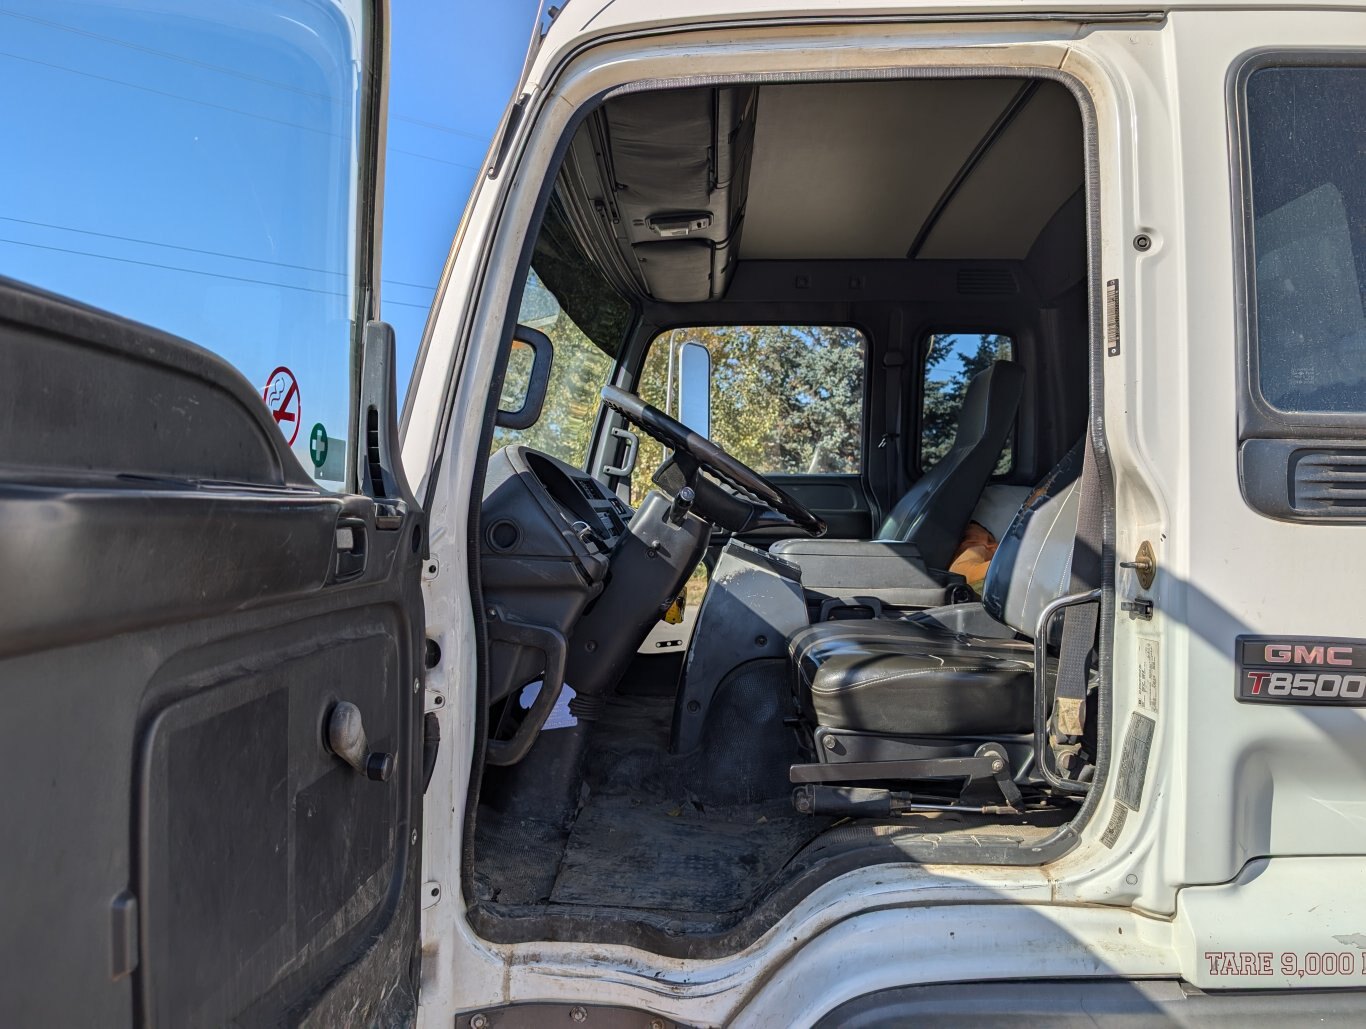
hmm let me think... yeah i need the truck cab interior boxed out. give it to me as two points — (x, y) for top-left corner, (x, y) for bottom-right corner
(467, 74), (1103, 950)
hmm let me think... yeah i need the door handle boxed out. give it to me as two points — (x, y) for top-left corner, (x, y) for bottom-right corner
(326, 701), (394, 781)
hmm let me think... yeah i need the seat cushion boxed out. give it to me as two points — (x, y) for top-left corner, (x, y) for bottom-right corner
(789, 619), (1035, 736)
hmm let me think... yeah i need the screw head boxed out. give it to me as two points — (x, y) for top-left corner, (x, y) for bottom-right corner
(1126, 872), (1139, 885)
(411, 829), (419, 845)
(755, 635), (768, 647)
(1132, 233), (1152, 252)
(470, 1015), (489, 1029)
(823, 735), (837, 750)
(570, 1007), (588, 1023)
(991, 759), (1005, 773)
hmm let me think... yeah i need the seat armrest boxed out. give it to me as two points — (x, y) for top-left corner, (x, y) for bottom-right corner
(771, 538), (925, 561)
(770, 538), (971, 612)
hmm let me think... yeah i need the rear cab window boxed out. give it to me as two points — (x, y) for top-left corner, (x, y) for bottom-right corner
(1235, 54), (1366, 519)
(631, 325), (867, 504)
(921, 331), (1015, 474)
(0, 0), (372, 486)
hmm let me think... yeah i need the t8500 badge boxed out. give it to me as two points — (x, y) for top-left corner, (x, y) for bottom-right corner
(1237, 636), (1366, 705)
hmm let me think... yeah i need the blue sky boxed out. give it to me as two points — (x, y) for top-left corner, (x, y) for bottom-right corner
(0, 0), (537, 475)
(382, 1), (540, 389)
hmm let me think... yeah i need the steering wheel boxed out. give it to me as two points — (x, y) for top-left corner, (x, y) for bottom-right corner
(600, 385), (827, 537)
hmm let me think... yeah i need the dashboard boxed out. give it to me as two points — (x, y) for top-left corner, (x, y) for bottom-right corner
(520, 450), (634, 552)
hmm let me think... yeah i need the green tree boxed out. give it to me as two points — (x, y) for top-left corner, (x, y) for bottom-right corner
(631, 325), (865, 504)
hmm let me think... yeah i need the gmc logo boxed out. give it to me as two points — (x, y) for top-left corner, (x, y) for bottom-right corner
(1264, 644), (1353, 666)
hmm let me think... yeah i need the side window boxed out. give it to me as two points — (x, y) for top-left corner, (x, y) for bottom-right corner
(490, 269), (619, 467)
(921, 332), (1015, 474)
(0, 1), (371, 486)
(632, 325), (866, 504)
(1243, 64), (1366, 414)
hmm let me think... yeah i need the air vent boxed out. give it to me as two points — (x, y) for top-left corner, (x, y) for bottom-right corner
(574, 477), (606, 501)
(956, 269), (1018, 296)
(1292, 450), (1366, 515)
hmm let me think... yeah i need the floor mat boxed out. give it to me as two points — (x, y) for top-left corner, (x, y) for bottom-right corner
(549, 795), (820, 912)
(550, 661), (829, 913)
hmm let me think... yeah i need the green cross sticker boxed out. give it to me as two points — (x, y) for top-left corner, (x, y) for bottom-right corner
(309, 423), (329, 468)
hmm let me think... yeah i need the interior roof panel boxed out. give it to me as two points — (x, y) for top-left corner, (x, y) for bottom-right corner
(740, 79), (1021, 260)
(917, 80), (1084, 260)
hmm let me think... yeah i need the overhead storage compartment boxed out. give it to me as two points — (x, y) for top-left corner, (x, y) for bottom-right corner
(558, 85), (756, 303)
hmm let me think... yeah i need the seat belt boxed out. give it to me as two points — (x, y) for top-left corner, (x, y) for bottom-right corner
(877, 314), (907, 525)
(1052, 428), (1103, 748)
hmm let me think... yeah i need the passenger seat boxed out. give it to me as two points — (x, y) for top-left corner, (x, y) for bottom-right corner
(788, 441), (1083, 743)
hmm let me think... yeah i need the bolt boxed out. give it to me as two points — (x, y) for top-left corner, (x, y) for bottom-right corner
(823, 736), (837, 750)
(570, 1007), (588, 1023)
(755, 635), (768, 647)
(650, 1021), (664, 1029)
(411, 829), (419, 845)
(991, 758), (1005, 773)
(585, 640), (597, 652)
(413, 678), (421, 694)
(1132, 233), (1152, 252)
(471, 1015), (489, 1029)
(687, 700), (700, 713)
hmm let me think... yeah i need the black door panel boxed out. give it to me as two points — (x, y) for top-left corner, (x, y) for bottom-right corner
(739, 473), (873, 543)
(0, 281), (425, 1027)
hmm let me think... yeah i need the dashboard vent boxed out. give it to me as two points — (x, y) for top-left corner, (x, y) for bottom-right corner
(574, 477), (607, 501)
(1292, 450), (1366, 516)
(956, 269), (1018, 296)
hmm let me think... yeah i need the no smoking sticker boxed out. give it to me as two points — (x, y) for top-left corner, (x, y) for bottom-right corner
(262, 366), (301, 445)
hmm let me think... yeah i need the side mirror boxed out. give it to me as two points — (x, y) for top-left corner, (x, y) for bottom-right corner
(495, 324), (553, 430)
(676, 339), (711, 438)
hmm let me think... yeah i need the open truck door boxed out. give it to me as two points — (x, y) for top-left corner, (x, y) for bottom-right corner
(0, 2), (429, 1025)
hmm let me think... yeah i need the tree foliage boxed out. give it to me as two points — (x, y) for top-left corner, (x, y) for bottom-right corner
(631, 325), (866, 503)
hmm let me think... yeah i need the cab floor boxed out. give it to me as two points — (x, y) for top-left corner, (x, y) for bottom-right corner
(548, 681), (826, 913)
(472, 656), (830, 916)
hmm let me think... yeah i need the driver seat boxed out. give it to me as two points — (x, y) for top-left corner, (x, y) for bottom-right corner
(788, 442), (1083, 746)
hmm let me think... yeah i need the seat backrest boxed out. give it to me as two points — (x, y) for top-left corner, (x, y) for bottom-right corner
(982, 439), (1084, 638)
(877, 360), (1025, 567)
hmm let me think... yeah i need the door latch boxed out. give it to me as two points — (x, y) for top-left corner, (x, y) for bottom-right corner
(326, 701), (394, 781)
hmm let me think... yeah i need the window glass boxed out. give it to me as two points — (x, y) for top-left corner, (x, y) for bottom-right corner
(0, 0), (369, 485)
(922, 332), (1015, 473)
(490, 270), (614, 467)
(1245, 66), (1366, 414)
(633, 326), (866, 504)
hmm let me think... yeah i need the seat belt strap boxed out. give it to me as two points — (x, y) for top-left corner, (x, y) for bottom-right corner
(1053, 428), (1103, 739)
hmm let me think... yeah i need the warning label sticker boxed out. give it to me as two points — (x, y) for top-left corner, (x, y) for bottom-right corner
(262, 366), (301, 445)
(1137, 636), (1160, 714)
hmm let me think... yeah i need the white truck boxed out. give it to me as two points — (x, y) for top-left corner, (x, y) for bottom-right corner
(5, 1), (1366, 1025)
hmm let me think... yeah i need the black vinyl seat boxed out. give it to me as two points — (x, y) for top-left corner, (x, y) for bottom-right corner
(789, 442), (1083, 741)
(772, 359), (1025, 573)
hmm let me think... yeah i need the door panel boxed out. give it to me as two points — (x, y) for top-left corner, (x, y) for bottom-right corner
(0, 281), (424, 1027)
(736, 473), (874, 545)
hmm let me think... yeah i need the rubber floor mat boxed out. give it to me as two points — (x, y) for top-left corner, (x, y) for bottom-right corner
(549, 794), (823, 912)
